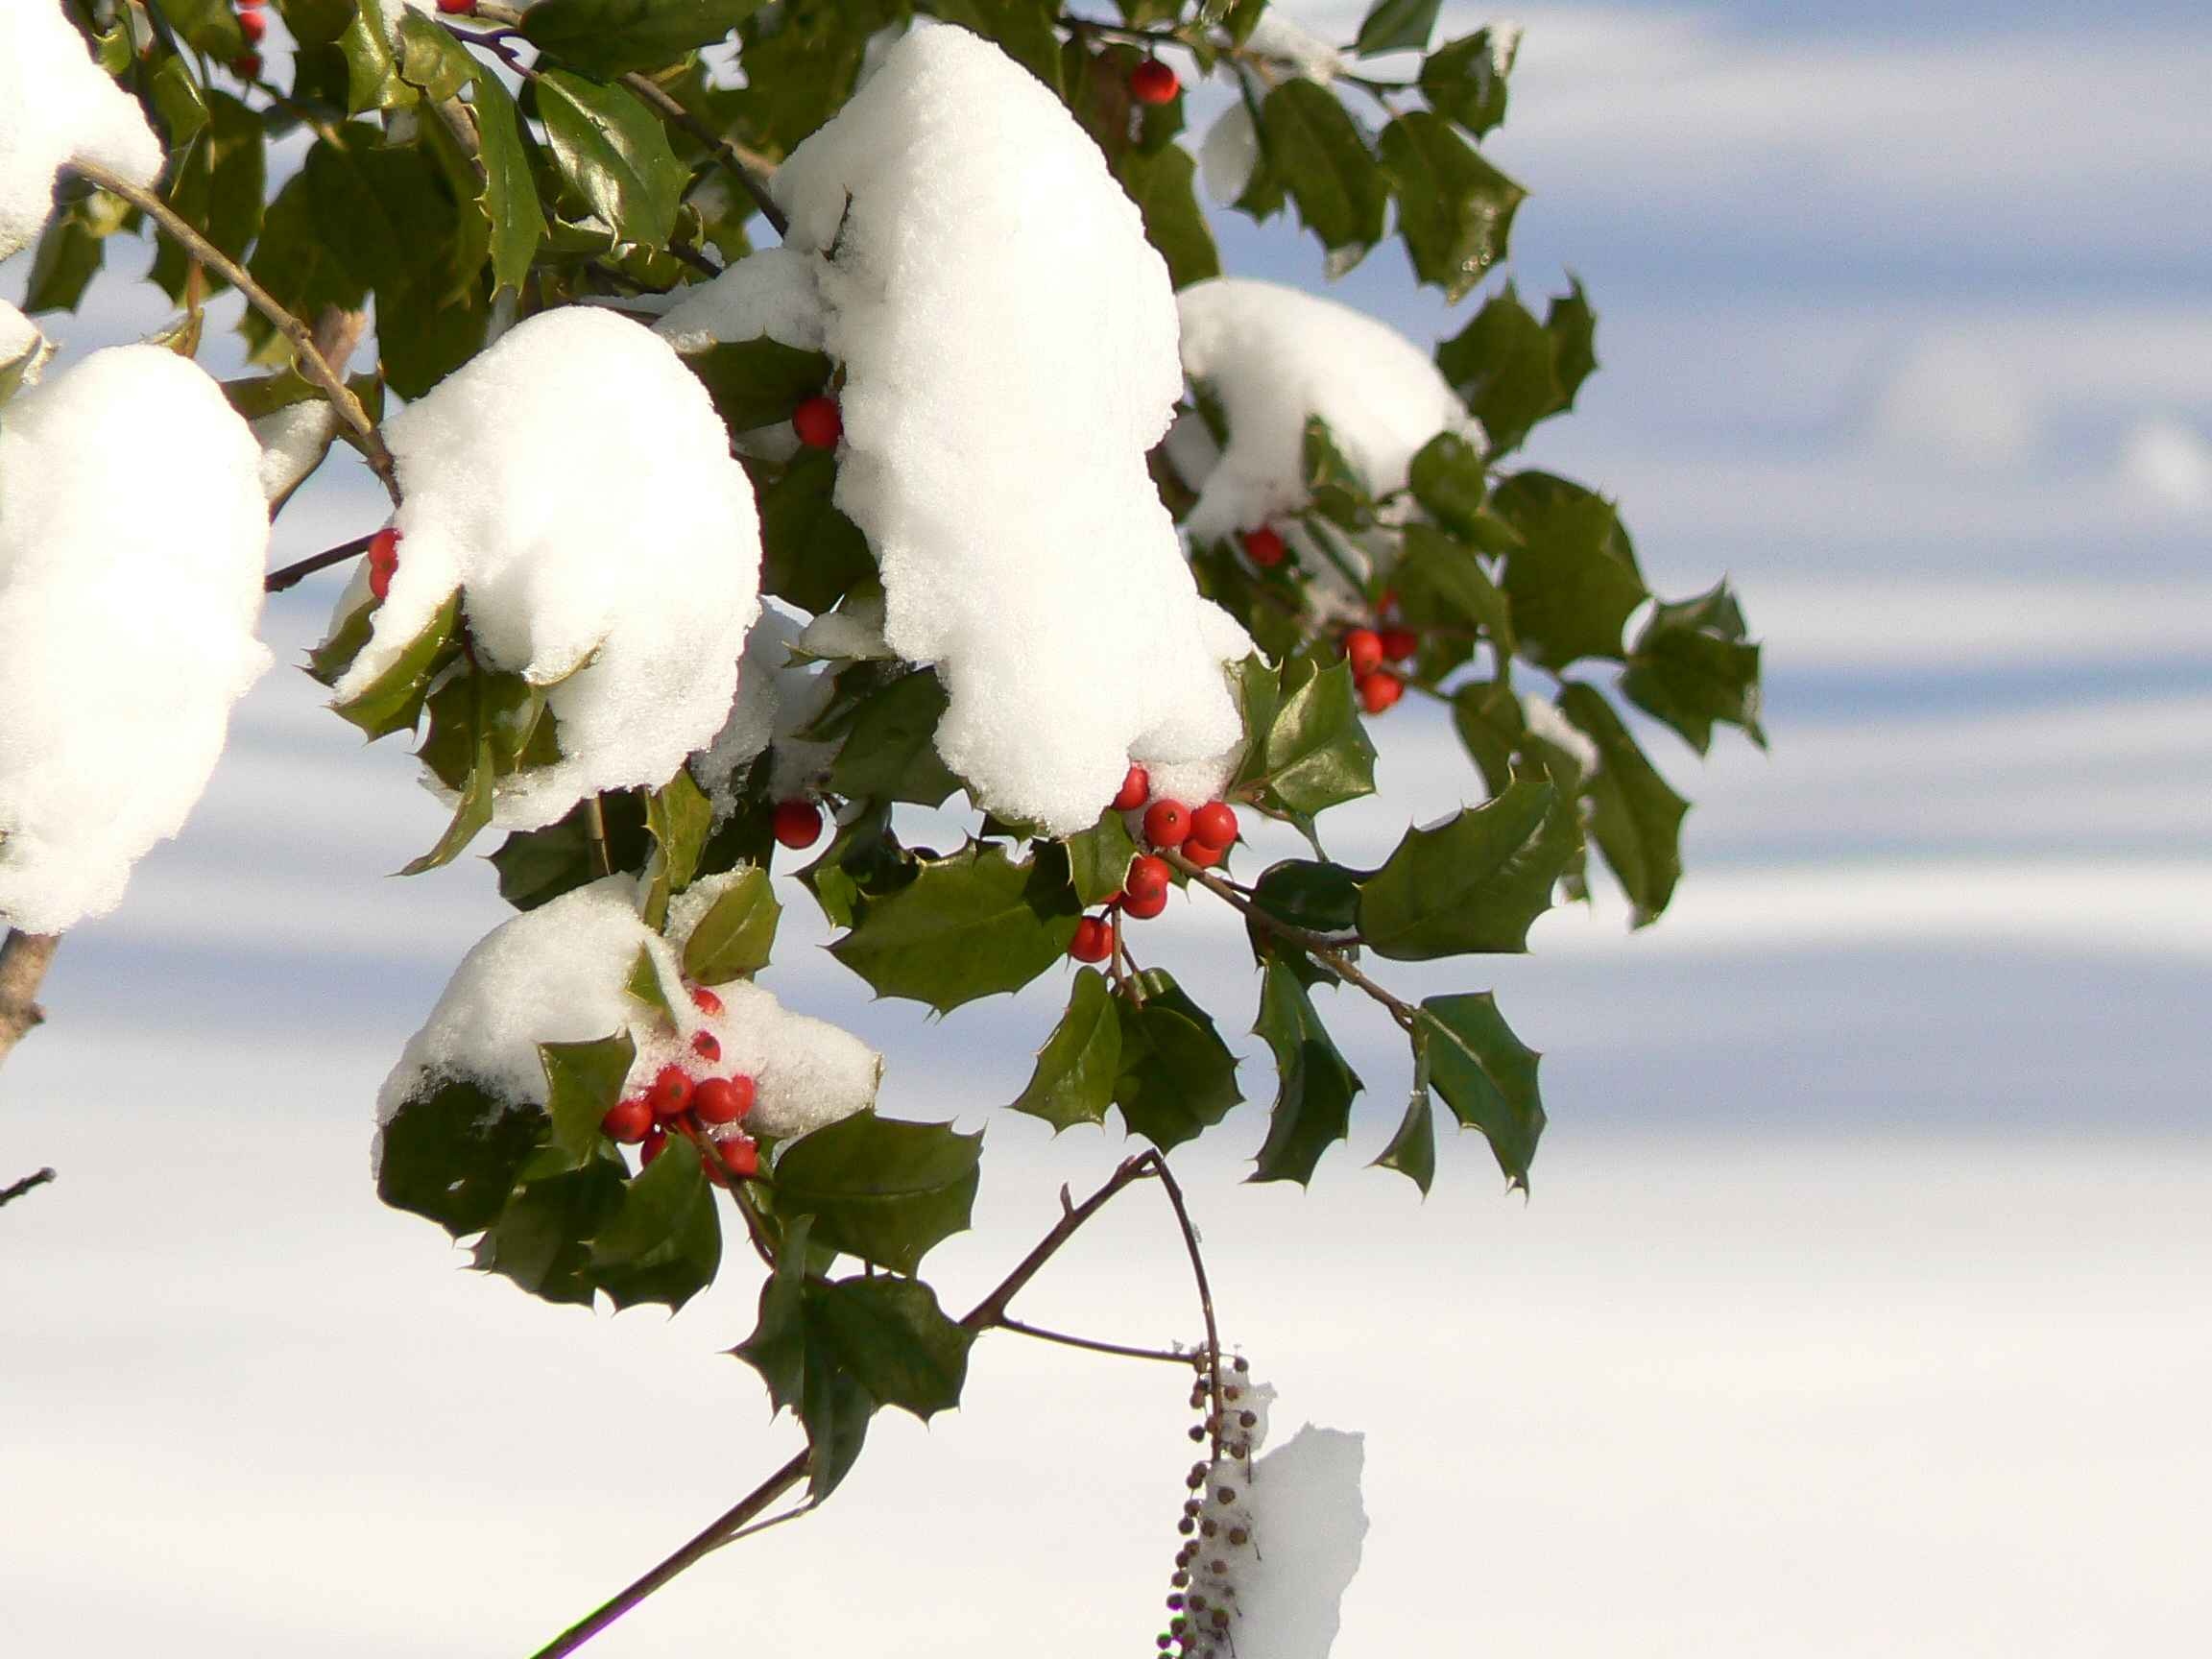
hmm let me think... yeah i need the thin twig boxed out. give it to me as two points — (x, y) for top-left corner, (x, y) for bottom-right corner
(0, 929), (60, 1074)
(996, 1317), (1193, 1367)
(264, 534), (374, 594)
(0, 1167), (57, 1209)
(1136, 1150), (1227, 1460)
(64, 161), (399, 507)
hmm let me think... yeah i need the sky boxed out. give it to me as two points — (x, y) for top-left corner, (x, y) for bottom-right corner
(3, 4), (2208, 1655)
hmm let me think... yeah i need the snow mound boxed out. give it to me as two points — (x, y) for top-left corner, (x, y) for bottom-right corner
(654, 246), (829, 355)
(1236, 1426), (1369, 1659)
(376, 878), (880, 1150)
(1175, 277), (1483, 542)
(0, 302), (46, 385)
(252, 399), (342, 506)
(328, 307), (762, 831)
(0, 347), (270, 934)
(773, 24), (1249, 835)
(692, 605), (840, 818)
(0, 0), (163, 257)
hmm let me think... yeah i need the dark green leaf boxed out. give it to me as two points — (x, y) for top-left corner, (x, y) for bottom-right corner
(732, 1213), (814, 1410)
(1260, 79), (1387, 269)
(163, 0), (247, 59)
(773, 1113), (983, 1276)
(682, 864), (782, 982)
(328, 590), (464, 734)
(23, 200), (108, 314)
(522, 0), (769, 77)
(468, 67), (548, 296)
(1556, 683), (1687, 926)
(1415, 991), (1544, 1188)
(1115, 143), (1221, 290)
(1112, 970), (1241, 1152)
(1250, 960), (1362, 1185)
(683, 335), (832, 433)
(1449, 679), (1520, 797)
(589, 1131), (723, 1310)
(829, 669), (962, 807)
(537, 70), (686, 246)
(539, 1031), (637, 1166)
(1063, 810), (1139, 908)
(801, 1347), (875, 1502)
(1435, 281), (1596, 455)
(1379, 111), (1525, 302)
(1303, 415), (1375, 528)
(1235, 655), (1378, 822)
(1492, 471), (1648, 669)
(1395, 522), (1513, 649)
(400, 739), (497, 876)
(491, 794), (652, 910)
(1356, 775), (1580, 958)
(829, 842), (1080, 1013)
(472, 1157), (627, 1304)
(1009, 967), (1121, 1131)
(1620, 581), (1766, 755)
(808, 1276), (974, 1420)
(1420, 27), (1518, 138)
(1406, 431), (1488, 536)
(1356, 0), (1443, 55)
(757, 448), (877, 613)
(340, 4), (417, 112)
(647, 767), (715, 892)
(377, 1075), (545, 1234)
(1371, 1082), (1436, 1195)
(1249, 859), (1361, 936)
(728, 0), (901, 157)
(1547, 277), (1599, 409)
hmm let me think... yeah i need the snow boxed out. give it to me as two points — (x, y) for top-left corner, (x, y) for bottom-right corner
(326, 307), (761, 831)
(1198, 101), (1260, 204)
(1235, 1426), (1369, 1659)
(691, 604), (840, 818)
(654, 246), (829, 355)
(0, 0), (164, 258)
(1241, 12), (1346, 83)
(251, 399), (341, 507)
(770, 25), (1250, 835)
(0, 347), (270, 934)
(1522, 692), (1600, 774)
(376, 877), (880, 1153)
(1175, 277), (1484, 543)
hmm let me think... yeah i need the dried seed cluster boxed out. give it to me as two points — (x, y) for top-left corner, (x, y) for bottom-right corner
(1154, 1352), (1274, 1658)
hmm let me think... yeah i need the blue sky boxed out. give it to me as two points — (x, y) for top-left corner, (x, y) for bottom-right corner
(3, 5), (2208, 1654)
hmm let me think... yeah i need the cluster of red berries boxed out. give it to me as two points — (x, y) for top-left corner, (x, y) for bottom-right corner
(1342, 613), (1419, 714)
(366, 525), (401, 601)
(1069, 767), (1240, 962)
(1238, 525), (1286, 569)
(792, 395), (842, 450)
(229, 0), (264, 80)
(599, 985), (762, 1180)
(1129, 59), (1180, 106)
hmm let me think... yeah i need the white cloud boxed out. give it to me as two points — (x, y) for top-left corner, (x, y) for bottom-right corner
(2121, 418), (2212, 512)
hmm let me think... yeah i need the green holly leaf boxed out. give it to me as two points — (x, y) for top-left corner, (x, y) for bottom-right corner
(772, 1113), (983, 1276)
(1421, 27), (1519, 138)
(1009, 967), (1122, 1131)
(340, 3), (417, 112)
(807, 1276), (974, 1420)
(1260, 79), (1387, 271)
(522, 0), (769, 77)
(1355, 0), (1443, 56)
(1356, 775), (1580, 959)
(799, 800), (911, 930)
(829, 669), (962, 808)
(1449, 680), (1520, 797)
(1250, 960), (1362, 1185)
(325, 594), (463, 735)
(1435, 279), (1598, 455)
(152, 90), (264, 299)
(1234, 654), (1378, 823)
(757, 448), (878, 613)
(23, 198), (108, 314)
(1620, 581), (1766, 755)
(1492, 471), (1649, 669)
(538, 1031), (637, 1167)
(1547, 278), (1599, 410)
(1556, 684), (1687, 926)
(399, 737), (497, 876)
(393, 10), (476, 100)
(467, 67), (548, 297)
(1303, 414), (1375, 527)
(729, 0), (901, 157)
(1063, 810), (1139, 907)
(801, 1343), (876, 1502)
(588, 1130), (723, 1310)
(491, 794), (652, 911)
(1248, 859), (1361, 937)
(1371, 1079), (1437, 1195)
(377, 1076), (546, 1235)
(1394, 523), (1514, 650)
(1413, 992), (1544, 1188)
(1379, 111), (1525, 303)
(646, 767), (715, 894)
(684, 336), (833, 434)
(682, 865), (781, 982)
(1115, 142), (1221, 290)
(830, 843), (1080, 1013)
(731, 1212), (813, 1410)
(1112, 970), (1241, 1152)
(537, 69), (686, 247)
(163, 0), (248, 59)
(1406, 431), (1488, 535)
(471, 1156), (628, 1305)
(623, 944), (678, 1027)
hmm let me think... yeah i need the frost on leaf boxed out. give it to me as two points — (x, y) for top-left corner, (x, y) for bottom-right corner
(0, 0), (163, 258)
(769, 24), (1251, 836)
(0, 347), (269, 934)
(323, 307), (762, 832)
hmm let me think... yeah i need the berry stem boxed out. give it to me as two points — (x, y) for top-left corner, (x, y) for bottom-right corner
(994, 1317), (1195, 1367)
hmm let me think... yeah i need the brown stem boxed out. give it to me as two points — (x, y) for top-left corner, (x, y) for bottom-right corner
(1136, 1150), (1227, 1459)
(64, 161), (399, 508)
(995, 1316), (1192, 1367)
(0, 1166), (57, 1208)
(264, 534), (374, 594)
(0, 929), (60, 1073)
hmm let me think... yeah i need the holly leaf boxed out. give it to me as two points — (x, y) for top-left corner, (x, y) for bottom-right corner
(537, 70), (686, 247)
(377, 1076), (545, 1235)
(1355, 0), (1443, 56)
(1556, 684), (1688, 927)
(325, 591), (464, 736)
(646, 767), (715, 893)
(1421, 27), (1519, 138)
(1379, 111), (1525, 302)
(1234, 655), (1378, 823)
(1250, 960), (1362, 1185)
(732, 1213), (814, 1411)
(1435, 280), (1598, 455)
(1492, 471), (1649, 669)
(684, 336), (833, 434)
(538, 1031), (637, 1167)
(1009, 967), (1122, 1131)
(682, 865), (781, 982)
(1371, 1081), (1437, 1195)
(1356, 776), (1580, 959)
(1063, 810), (1139, 907)
(399, 738), (497, 876)
(807, 1276), (974, 1420)
(1260, 79), (1387, 270)
(1248, 859), (1361, 937)
(1115, 143), (1221, 290)
(467, 67), (548, 297)
(1112, 971), (1241, 1152)
(471, 1157), (628, 1305)
(757, 448), (878, 613)
(522, 0), (769, 77)
(772, 1114), (983, 1276)
(491, 794), (652, 911)
(1414, 992), (1544, 1188)
(830, 843), (1080, 1013)
(588, 1131), (723, 1310)
(1394, 523), (1514, 649)
(829, 669), (962, 807)
(1620, 581), (1766, 755)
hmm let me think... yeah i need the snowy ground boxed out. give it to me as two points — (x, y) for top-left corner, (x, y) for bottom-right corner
(5, 1), (2209, 1654)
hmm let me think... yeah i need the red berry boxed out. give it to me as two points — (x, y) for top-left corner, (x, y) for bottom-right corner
(1379, 627), (1420, 662)
(601, 1096), (652, 1143)
(437, 0), (473, 12)
(1122, 883), (1167, 921)
(237, 10), (266, 42)
(773, 798), (823, 850)
(1111, 763), (1150, 813)
(1358, 670), (1404, 714)
(1124, 853), (1171, 901)
(645, 1064), (693, 1118)
(1070, 916), (1112, 963)
(367, 526), (400, 600)
(718, 1136), (760, 1179)
(1343, 627), (1384, 679)
(1181, 834), (1226, 870)
(689, 984), (724, 1017)
(1240, 525), (1286, 567)
(694, 1074), (756, 1125)
(1142, 798), (1190, 850)
(230, 51), (261, 80)
(641, 1125), (668, 1165)
(1129, 59), (1180, 106)
(1189, 802), (1238, 851)
(692, 1030), (721, 1063)
(792, 395), (843, 449)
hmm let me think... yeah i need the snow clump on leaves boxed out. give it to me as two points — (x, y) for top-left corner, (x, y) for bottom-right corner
(772, 24), (1251, 836)
(375, 878), (880, 1157)
(0, 0), (163, 257)
(1172, 277), (1485, 543)
(1232, 1426), (1369, 1658)
(326, 307), (762, 830)
(0, 347), (269, 934)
